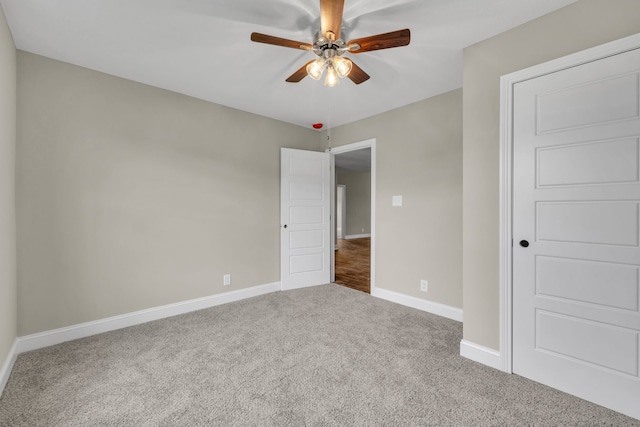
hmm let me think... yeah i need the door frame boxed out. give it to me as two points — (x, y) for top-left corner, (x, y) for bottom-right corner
(328, 138), (376, 292)
(499, 32), (640, 374)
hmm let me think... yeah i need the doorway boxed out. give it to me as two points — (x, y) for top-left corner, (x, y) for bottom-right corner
(330, 140), (375, 294)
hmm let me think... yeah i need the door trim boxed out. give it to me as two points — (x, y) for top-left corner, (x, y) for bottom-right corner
(499, 32), (640, 374)
(327, 138), (376, 293)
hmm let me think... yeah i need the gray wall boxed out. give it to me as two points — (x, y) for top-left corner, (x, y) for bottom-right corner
(16, 52), (319, 335)
(322, 89), (463, 309)
(462, 0), (640, 350)
(337, 171), (371, 237)
(0, 4), (17, 374)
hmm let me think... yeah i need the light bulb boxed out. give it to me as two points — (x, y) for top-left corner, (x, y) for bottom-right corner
(306, 59), (324, 80)
(324, 64), (339, 87)
(333, 56), (353, 78)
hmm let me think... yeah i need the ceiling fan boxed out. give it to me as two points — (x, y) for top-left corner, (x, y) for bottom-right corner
(250, 0), (411, 87)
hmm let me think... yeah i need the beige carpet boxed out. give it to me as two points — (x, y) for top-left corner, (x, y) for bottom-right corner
(1, 284), (638, 426)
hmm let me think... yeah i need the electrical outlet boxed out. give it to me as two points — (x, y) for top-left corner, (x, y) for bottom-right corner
(223, 274), (231, 286)
(420, 280), (428, 292)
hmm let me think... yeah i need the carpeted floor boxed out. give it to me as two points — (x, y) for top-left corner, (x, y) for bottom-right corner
(0, 284), (638, 426)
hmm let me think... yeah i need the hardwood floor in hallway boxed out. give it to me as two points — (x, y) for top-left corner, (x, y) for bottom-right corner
(334, 237), (370, 294)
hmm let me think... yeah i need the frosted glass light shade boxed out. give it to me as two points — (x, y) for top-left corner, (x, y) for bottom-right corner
(324, 64), (339, 87)
(333, 56), (352, 78)
(306, 59), (324, 80)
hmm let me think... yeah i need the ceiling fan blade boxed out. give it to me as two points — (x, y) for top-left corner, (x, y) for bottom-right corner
(347, 61), (370, 85)
(250, 32), (312, 51)
(347, 29), (411, 53)
(286, 60), (315, 83)
(320, 0), (344, 40)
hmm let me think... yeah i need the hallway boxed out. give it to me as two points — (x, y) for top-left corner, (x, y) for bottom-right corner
(334, 237), (370, 294)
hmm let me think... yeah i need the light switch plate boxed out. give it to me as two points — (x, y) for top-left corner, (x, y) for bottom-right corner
(392, 195), (403, 207)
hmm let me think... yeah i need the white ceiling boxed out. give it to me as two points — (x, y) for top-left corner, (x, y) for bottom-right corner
(1, 0), (577, 130)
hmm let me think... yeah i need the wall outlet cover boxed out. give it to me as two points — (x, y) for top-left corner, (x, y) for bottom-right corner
(223, 274), (231, 286)
(420, 280), (428, 292)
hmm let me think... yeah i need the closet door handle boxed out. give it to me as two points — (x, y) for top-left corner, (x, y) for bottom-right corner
(519, 240), (529, 248)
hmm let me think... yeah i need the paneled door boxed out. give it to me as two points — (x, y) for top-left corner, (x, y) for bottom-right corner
(280, 148), (331, 290)
(513, 48), (640, 419)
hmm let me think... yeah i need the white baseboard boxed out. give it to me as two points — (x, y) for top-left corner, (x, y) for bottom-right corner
(0, 339), (18, 397)
(16, 282), (281, 354)
(344, 234), (371, 240)
(459, 339), (504, 371)
(371, 287), (463, 322)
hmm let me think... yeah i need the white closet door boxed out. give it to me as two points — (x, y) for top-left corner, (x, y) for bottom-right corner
(513, 47), (640, 419)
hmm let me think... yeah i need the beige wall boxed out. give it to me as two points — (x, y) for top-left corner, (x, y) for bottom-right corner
(12, 0), (638, 355)
(0, 4), (17, 374)
(337, 171), (371, 236)
(462, 0), (640, 350)
(322, 89), (463, 309)
(16, 52), (318, 335)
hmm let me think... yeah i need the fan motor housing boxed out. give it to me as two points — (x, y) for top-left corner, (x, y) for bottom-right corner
(312, 31), (347, 57)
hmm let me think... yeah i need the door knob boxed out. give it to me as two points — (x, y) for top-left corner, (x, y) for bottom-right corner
(519, 240), (529, 248)
(283, 224), (288, 229)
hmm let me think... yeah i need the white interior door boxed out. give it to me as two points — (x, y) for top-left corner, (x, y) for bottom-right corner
(513, 48), (640, 419)
(280, 148), (331, 290)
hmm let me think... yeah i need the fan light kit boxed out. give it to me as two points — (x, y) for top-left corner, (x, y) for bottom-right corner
(250, 0), (410, 87)
(305, 33), (353, 87)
